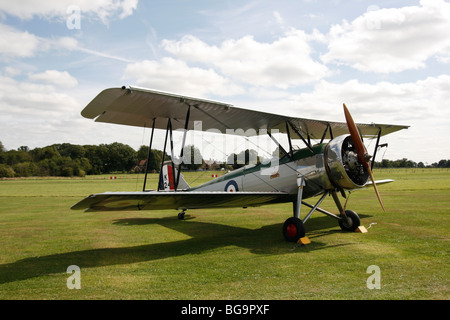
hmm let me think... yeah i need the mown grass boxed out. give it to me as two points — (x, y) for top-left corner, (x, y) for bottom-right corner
(0, 169), (448, 299)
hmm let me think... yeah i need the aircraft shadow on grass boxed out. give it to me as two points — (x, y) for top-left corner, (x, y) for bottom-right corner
(0, 214), (369, 284)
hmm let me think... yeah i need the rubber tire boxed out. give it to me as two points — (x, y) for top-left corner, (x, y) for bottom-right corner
(283, 217), (306, 242)
(178, 212), (185, 220)
(338, 210), (360, 232)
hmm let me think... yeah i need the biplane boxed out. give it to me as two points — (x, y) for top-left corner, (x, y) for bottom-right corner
(71, 86), (409, 242)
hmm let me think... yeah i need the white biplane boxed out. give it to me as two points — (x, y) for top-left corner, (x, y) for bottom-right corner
(71, 86), (409, 242)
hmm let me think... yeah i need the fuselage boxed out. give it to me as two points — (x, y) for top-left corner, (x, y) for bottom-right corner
(190, 134), (370, 201)
(191, 143), (327, 201)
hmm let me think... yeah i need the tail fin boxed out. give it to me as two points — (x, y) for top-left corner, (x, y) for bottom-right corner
(160, 162), (190, 191)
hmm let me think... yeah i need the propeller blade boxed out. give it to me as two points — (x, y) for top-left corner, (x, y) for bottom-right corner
(343, 104), (367, 164)
(368, 166), (386, 211)
(343, 104), (386, 212)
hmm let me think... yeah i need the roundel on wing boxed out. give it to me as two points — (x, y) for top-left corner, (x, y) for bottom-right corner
(224, 180), (239, 192)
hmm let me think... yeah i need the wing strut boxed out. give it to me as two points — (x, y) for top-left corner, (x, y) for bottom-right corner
(267, 129), (291, 160)
(285, 122), (294, 160)
(320, 124), (330, 144)
(143, 118), (156, 191)
(158, 119), (171, 191)
(168, 118), (176, 189)
(175, 104), (191, 191)
(371, 128), (382, 170)
(287, 121), (315, 154)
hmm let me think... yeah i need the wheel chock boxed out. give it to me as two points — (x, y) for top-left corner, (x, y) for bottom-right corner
(355, 226), (368, 233)
(297, 236), (311, 245)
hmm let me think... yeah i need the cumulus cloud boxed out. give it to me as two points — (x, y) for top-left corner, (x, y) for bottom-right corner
(0, 73), (80, 116)
(0, 72), (85, 149)
(286, 75), (450, 123)
(162, 29), (330, 88)
(0, 23), (84, 60)
(28, 70), (79, 89)
(322, 0), (450, 73)
(123, 57), (244, 97)
(266, 75), (450, 162)
(0, 0), (138, 23)
(0, 23), (40, 58)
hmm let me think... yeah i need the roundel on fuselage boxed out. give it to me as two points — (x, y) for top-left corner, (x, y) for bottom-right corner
(224, 180), (239, 192)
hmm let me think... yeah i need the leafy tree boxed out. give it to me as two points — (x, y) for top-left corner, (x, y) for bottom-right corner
(4, 150), (32, 166)
(181, 145), (203, 171)
(30, 146), (60, 162)
(438, 159), (449, 168)
(55, 143), (86, 160)
(227, 149), (259, 169)
(13, 162), (38, 177)
(84, 144), (107, 174)
(137, 145), (172, 172)
(0, 164), (15, 178)
(103, 142), (136, 173)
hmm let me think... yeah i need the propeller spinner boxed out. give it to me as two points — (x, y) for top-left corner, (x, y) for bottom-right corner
(343, 104), (386, 211)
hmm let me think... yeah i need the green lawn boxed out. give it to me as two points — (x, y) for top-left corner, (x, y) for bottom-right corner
(0, 169), (448, 299)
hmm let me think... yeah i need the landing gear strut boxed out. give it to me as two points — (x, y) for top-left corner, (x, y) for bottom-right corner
(283, 176), (307, 242)
(282, 188), (362, 242)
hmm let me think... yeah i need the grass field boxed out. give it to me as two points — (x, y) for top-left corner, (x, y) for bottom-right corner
(0, 169), (448, 300)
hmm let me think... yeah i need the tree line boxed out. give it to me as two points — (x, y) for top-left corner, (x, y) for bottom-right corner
(0, 142), (172, 178)
(0, 140), (448, 178)
(374, 158), (450, 169)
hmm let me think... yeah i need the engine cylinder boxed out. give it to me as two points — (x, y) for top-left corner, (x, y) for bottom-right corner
(325, 135), (369, 190)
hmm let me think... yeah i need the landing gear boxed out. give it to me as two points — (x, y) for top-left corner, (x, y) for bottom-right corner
(283, 177), (307, 242)
(283, 217), (305, 242)
(338, 210), (360, 232)
(282, 189), (363, 242)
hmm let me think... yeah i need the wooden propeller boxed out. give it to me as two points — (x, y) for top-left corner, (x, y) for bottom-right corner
(343, 104), (386, 212)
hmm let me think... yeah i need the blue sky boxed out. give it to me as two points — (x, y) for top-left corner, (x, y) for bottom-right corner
(0, 0), (449, 164)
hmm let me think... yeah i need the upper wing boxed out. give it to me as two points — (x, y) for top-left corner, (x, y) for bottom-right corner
(71, 191), (292, 212)
(81, 86), (409, 140)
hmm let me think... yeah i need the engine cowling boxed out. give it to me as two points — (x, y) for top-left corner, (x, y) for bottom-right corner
(325, 135), (370, 190)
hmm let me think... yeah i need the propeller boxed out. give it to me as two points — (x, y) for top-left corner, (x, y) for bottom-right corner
(343, 104), (386, 212)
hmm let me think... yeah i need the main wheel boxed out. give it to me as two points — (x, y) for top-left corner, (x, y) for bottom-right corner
(338, 210), (360, 232)
(178, 211), (185, 220)
(283, 217), (306, 242)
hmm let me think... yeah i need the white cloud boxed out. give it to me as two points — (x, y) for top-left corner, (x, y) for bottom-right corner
(0, 73), (87, 150)
(273, 11), (284, 25)
(0, 23), (40, 58)
(0, 23), (130, 64)
(162, 29), (330, 88)
(28, 70), (78, 88)
(281, 75), (450, 162)
(322, 0), (450, 73)
(0, 0), (138, 23)
(123, 57), (244, 97)
(287, 75), (450, 121)
(0, 23), (83, 59)
(4, 66), (22, 77)
(0, 74), (80, 116)
(117, 0), (138, 19)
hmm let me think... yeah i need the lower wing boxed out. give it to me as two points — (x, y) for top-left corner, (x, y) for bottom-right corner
(71, 191), (292, 212)
(365, 179), (394, 186)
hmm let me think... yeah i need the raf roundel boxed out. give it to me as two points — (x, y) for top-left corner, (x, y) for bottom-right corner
(224, 180), (239, 192)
